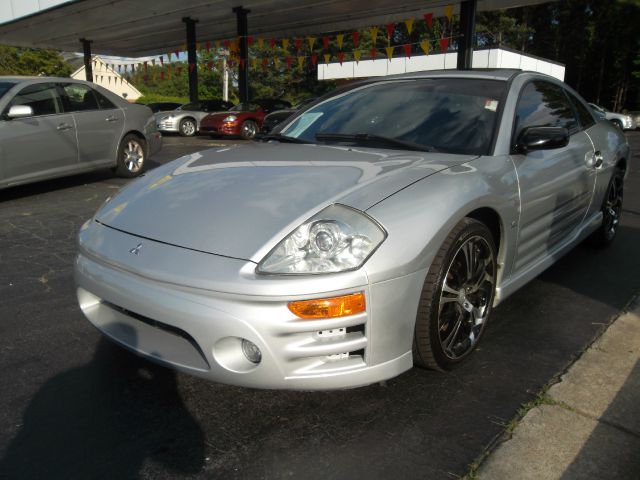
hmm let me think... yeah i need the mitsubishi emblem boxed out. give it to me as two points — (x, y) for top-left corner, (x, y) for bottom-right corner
(129, 243), (143, 255)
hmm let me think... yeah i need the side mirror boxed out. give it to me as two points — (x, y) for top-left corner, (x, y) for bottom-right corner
(6, 105), (34, 119)
(516, 126), (569, 153)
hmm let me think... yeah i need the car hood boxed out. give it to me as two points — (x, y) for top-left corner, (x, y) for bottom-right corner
(95, 142), (477, 261)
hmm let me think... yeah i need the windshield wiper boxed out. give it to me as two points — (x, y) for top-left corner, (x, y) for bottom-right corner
(315, 133), (437, 152)
(258, 133), (313, 144)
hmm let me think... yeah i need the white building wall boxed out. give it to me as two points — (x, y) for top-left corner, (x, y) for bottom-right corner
(71, 57), (142, 101)
(318, 48), (565, 81)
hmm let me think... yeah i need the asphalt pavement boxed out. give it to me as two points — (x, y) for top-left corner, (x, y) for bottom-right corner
(0, 133), (639, 480)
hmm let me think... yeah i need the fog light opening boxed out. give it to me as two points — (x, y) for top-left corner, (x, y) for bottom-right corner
(241, 339), (262, 364)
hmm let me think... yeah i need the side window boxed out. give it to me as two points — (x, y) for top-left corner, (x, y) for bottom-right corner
(8, 83), (62, 116)
(565, 90), (595, 129)
(94, 89), (116, 109)
(514, 80), (579, 140)
(62, 84), (99, 112)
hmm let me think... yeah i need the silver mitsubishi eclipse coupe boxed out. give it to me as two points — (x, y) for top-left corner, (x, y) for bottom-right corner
(75, 69), (629, 390)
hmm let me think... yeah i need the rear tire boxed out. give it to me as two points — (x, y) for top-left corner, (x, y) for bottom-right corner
(588, 169), (624, 247)
(413, 218), (497, 371)
(114, 134), (146, 178)
(179, 118), (197, 137)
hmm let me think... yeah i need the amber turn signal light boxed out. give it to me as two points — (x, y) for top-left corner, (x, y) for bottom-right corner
(288, 292), (366, 319)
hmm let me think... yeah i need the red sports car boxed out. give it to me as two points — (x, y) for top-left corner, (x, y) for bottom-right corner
(200, 99), (292, 139)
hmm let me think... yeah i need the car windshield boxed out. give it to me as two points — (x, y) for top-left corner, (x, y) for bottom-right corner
(281, 78), (506, 155)
(0, 82), (16, 100)
(230, 103), (260, 112)
(179, 102), (202, 111)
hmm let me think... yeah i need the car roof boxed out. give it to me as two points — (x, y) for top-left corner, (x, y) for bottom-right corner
(380, 68), (523, 83)
(0, 76), (93, 85)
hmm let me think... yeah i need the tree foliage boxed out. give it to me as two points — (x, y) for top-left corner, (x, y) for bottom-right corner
(0, 45), (72, 77)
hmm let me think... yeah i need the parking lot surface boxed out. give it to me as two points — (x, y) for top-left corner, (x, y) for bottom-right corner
(1, 133), (639, 479)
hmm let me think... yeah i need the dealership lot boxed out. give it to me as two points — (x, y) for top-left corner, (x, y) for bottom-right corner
(1, 133), (639, 479)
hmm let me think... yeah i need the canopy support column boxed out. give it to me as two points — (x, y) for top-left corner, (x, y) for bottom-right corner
(457, 0), (477, 70)
(233, 6), (250, 103)
(80, 38), (93, 82)
(183, 17), (198, 102)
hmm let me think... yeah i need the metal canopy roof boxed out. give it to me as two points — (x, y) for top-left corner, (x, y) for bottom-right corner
(0, 0), (551, 57)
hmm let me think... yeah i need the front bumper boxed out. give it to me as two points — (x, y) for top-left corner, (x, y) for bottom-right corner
(75, 222), (418, 390)
(200, 120), (240, 136)
(156, 118), (180, 133)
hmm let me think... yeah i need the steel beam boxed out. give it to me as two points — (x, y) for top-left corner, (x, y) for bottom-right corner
(457, 0), (477, 70)
(183, 17), (198, 102)
(233, 6), (250, 103)
(80, 38), (93, 82)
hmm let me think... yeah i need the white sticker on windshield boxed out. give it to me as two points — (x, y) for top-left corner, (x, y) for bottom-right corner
(286, 112), (324, 137)
(484, 100), (499, 112)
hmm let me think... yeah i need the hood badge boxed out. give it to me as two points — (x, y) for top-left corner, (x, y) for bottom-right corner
(129, 243), (143, 255)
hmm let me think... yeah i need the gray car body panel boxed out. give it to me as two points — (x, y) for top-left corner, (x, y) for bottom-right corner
(76, 70), (630, 389)
(154, 109), (226, 133)
(0, 76), (161, 189)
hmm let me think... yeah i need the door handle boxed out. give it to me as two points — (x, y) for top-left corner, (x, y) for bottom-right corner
(593, 151), (604, 169)
(57, 123), (73, 131)
(105, 115), (119, 122)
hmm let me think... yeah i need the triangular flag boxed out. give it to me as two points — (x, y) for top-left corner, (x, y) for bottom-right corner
(262, 58), (269, 70)
(223, 39), (231, 49)
(420, 40), (430, 55)
(353, 50), (362, 64)
(282, 38), (290, 50)
(251, 58), (258, 70)
(247, 36), (254, 47)
(369, 47), (377, 60)
(286, 56), (293, 69)
(385, 46), (394, 61)
(308, 36), (316, 50)
(118, 64), (122, 72)
(336, 34), (344, 50)
(405, 19), (414, 35)
(159, 56), (164, 65)
(424, 13), (433, 28)
(215, 40), (221, 50)
(403, 44), (412, 58)
(144, 61), (148, 71)
(311, 53), (318, 67)
(297, 56), (305, 71)
(174, 49), (180, 58)
(439, 38), (449, 52)
(205, 41), (211, 52)
(167, 52), (172, 61)
(273, 57), (280, 68)
(196, 42), (201, 50)
(294, 38), (303, 50)
(322, 36), (330, 51)
(257, 38), (264, 50)
(323, 53), (331, 65)
(370, 27), (379, 45)
(352, 31), (360, 48)
(151, 58), (155, 66)
(386, 23), (395, 40)
(269, 38), (276, 50)
(337, 52), (345, 65)
(444, 5), (454, 21)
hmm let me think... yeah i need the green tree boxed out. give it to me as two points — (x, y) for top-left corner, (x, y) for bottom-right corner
(0, 45), (72, 76)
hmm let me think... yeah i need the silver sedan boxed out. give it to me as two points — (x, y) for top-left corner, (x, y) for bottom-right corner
(154, 100), (234, 137)
(0, 77), (161, 189)
(75, 70), (629, 390)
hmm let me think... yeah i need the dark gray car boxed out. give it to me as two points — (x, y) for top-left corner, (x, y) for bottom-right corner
(0, 76), (162, 189)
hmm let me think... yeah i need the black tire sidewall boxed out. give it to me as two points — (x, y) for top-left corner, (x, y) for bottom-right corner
(415, 219), (497, 370)
(115, 134), (145, 178)
(240, 120), (257, 140)
(180, 118), (196, 137)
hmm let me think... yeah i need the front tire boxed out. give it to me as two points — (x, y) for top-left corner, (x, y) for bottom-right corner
(240, 120), (258, 140)
(413, 218), (497, 371)
(114, 134), (146, 178)
(179, 118), (197, 137)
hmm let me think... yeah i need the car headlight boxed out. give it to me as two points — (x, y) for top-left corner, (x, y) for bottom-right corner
(223, 115), (238, 122)
(257, 204), (386, 274)
(161, 115), (174, 121)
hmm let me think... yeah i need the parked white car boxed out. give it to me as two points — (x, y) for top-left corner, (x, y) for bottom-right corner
(588, 103), (636, 130)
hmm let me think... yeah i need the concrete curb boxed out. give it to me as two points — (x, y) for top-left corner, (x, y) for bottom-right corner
(475, 296), (640, 479)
